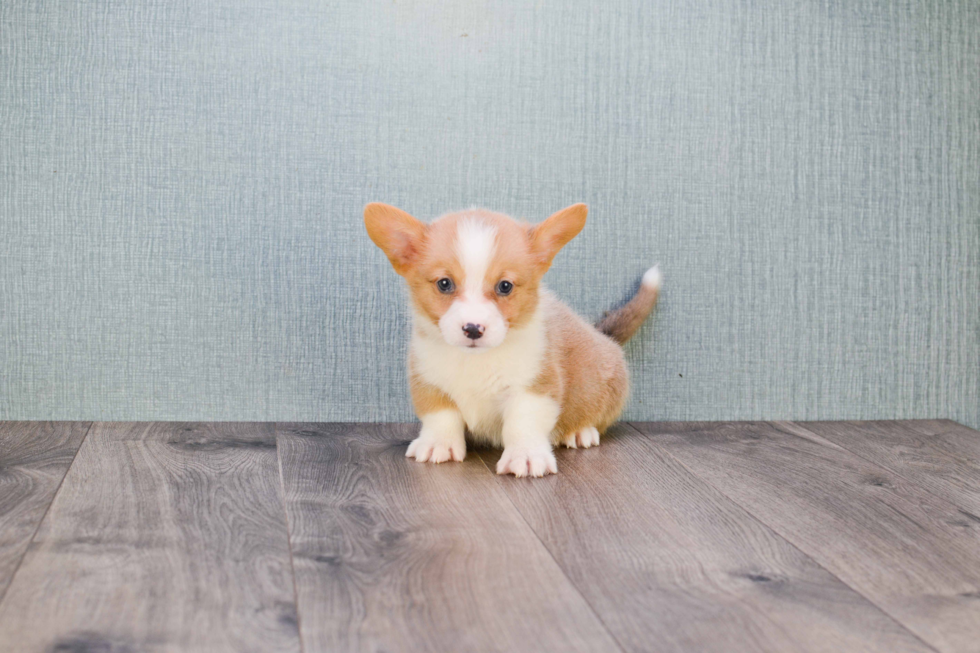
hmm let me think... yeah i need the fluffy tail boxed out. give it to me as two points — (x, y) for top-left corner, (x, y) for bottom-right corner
(596, 266), (662, 345)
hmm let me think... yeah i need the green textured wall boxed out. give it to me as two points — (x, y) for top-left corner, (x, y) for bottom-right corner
(1, 1), (978, 427)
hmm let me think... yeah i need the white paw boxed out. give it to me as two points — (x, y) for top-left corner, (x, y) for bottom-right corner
(496, 445), (558, 477)
(561, 426), (600, 449)
(406, 433), (466, 463)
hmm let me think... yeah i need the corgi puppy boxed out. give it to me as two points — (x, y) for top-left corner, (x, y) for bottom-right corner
(364, 203), (661, 477)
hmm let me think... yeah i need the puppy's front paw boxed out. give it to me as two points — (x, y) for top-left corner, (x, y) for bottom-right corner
(406, 432), (466, 463)
(561, 426), (600, 449)
(496, 445), (557, 478)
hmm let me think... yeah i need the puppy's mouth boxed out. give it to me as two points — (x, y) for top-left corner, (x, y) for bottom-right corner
(457, 340), (493, 352)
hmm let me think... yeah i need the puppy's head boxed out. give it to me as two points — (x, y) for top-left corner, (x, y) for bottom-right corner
(364, 203), (586, 350)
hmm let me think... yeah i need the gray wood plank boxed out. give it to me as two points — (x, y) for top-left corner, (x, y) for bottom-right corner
(0, 422), (301, 653)
(0, 421), (90, 602)
(632, 421), (980, 653)
(277, 422), (620, 653)
(791, 420), (980, 517)
(478, 424), (933, 653)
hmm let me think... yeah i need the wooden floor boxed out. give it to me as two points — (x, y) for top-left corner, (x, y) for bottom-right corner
(0, 421), (978, 652)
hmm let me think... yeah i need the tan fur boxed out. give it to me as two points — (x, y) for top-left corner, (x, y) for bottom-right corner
(529, 292), (629, 442)
(364, 203), (426, 275)
(365, 202), (655, 457)
(596, 283), (661, 345)
(367, 204), (552, 331)
(409, 363), (457, 416)
(529, 203), (588, 272)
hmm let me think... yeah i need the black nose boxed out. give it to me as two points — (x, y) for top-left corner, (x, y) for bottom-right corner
(462, 323), (485, 340)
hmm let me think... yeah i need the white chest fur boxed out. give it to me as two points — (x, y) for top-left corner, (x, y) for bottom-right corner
(411, 307), (546, 446)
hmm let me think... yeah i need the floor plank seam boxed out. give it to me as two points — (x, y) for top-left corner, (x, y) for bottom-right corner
(622, 421), (943, 653)
(275, 423), (306, 653)
(777, 420), (980, 519)
(5, 421), (970, 651)
(474, 451), (630, 653)
(0, 421), (94, 608)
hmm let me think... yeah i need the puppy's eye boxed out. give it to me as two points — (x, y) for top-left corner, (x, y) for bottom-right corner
(495, 280), (514, 296)
(436, 278), (455, 294)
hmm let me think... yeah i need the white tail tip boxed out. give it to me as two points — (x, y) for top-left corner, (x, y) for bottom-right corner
(642, 265), (663, 290)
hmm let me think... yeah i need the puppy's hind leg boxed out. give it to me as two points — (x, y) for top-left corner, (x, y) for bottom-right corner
(560, 426), (600, 449)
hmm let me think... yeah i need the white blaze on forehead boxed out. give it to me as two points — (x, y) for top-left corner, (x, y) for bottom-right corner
(455, 217), (497, 296)
(437, 215), (507, 350)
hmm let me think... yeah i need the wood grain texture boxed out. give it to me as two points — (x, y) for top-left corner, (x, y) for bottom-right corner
(0, 422), (90, 601)
(634, 421), (980, 653)
(277, 422), (620, 653)
(794, 420), (980, 516)
(0, 422), (301, 653)
(479, 424), (932, 653)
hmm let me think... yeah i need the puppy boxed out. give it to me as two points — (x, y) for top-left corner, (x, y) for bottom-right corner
(364, 203), (661, 477)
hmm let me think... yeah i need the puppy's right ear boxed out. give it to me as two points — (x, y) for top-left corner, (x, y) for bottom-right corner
(364, 203), (426, 276)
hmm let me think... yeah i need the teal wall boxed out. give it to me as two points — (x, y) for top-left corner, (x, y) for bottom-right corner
(2, 1), (978, 427)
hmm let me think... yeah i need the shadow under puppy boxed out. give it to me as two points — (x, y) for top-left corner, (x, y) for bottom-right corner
(365, 203), (661, 477)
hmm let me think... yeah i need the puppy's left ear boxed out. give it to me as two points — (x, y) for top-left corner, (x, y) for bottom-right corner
(530, 203), (587, 272)
(364, 203), (426, 276)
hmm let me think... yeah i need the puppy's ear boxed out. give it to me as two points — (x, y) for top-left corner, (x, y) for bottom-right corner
(364, 203), (426, 276)
(530, 203), (587, 272)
